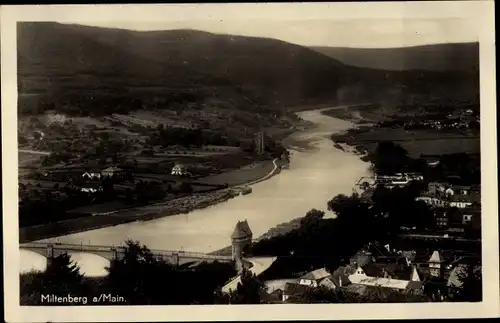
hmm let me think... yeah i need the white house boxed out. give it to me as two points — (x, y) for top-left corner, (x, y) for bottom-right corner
(445, 188), (455, 197)
(449, 195), (476, 208)
(101, 166), (126, 179)
(82, 171), (101, 180)
(171, 164), (188, 176)
(415, 196), (448, 207)
(348, 263), (423, 292)
(80, 184), (103, 193)
(298, 268), (331, 287)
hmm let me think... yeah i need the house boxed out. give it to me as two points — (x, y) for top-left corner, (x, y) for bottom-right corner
(428, 182), (448, 196)
(101, 166), (126, 179)
(449, 195), (479, 208)
(282, 282), (311, 302)
(434, 209), (449, 228)
(458, 207), (481, 225)
(348, 263), (423, 293)
(171, 164), (188, 176)
(406, 173), (424, 181)
(330, 265), (355, 288)
(426, 159), (440, 167)
(82, 170), (101, 180)
(451, 185), (471, 196)
(80, 183), (104, 193)
(428, 250), (446, 278)
(469, 184), (481, 194)
(298, 268), (332, 287)
(415, 196), (448, 208)
(444, 187), (455, 197)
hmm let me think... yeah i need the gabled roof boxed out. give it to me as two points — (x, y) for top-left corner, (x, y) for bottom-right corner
(452, 185), (471, 191)
(429, 250), (443, 263)
(231, 220), (253, 239)
(331, 265), (354, 286)
(300, 268), (331, 281)
(406, 280), (424, 291)
(102, 166), (123, 172)
(361, 264), (386, 278)
(283, 282), (310, 296)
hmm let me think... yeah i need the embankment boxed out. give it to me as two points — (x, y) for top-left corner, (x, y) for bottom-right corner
(20, 159), (283, 243)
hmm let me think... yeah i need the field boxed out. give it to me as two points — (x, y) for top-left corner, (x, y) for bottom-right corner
(330, 119), (480, 158)
(321, 105), (391, 124)
(362, 138), (479, 157)
(200, 159), (276, 187)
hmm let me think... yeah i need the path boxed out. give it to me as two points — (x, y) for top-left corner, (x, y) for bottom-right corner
(221, 257), (277, 293)
(19, 149), (51, 155)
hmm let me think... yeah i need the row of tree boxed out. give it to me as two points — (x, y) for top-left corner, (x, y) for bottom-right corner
(21, 240), (238, 305)
(370, 141), (480, 185)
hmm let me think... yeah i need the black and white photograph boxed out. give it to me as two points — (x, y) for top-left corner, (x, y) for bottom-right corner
(2, 1), (498, 322)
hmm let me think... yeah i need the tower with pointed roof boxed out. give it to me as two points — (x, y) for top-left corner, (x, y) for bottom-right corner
(428, 250), (444, 278)
(231, 220), (253, 273)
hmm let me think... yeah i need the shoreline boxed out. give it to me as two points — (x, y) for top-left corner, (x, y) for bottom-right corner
(20, 158), (284, 243)
(210, 108), (374, 257)
(19, 106), (359, 245)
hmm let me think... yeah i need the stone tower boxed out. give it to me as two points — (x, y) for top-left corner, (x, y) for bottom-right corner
(428, 250), (444, 278)
(231, 220), (253, 273)
(254, 130), (265, 155)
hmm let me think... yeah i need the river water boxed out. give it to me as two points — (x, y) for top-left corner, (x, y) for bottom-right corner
(20, 108), (372, 276)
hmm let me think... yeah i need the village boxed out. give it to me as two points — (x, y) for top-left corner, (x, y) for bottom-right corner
(218, 147), (482, 303)
(18, 128), (289, 236)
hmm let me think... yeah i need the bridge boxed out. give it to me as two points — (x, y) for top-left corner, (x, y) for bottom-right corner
(20, 242), (233, 267)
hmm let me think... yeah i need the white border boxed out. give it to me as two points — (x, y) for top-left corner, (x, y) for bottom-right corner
(2, 2), (498, 322)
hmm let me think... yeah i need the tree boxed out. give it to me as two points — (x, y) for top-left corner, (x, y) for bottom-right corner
(300, 209), (325, 228)
(452, 265), (482, 302)
(20, 253), (85, 305)
(373, 141), (410, 175)
(229, 269), (267, 304)
(104, 240), (177, 305)
(179, 182), (193, 194)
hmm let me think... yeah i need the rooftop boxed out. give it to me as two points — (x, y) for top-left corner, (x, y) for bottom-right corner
(102, 166), (123, 172)
(449, 194), (480, 203)
(284, 282), (310, 296)
(349, 274), (409, 290)
(300, 268), (331, 281)
(231, 219), (253, 239)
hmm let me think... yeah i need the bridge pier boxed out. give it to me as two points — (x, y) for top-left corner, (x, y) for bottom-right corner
(108, 248), (119, 270)
(46, 244), (54, 267)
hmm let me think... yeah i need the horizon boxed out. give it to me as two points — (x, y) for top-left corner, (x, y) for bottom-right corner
(48, 17), (479, 49)
(49, 21), (478, 50)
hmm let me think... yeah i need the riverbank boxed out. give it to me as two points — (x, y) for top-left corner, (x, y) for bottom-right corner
(209, 216), (303, 257)
(20, 158), (283, 243)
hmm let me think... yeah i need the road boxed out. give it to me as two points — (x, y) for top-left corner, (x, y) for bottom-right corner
(19, 149), (51, 155)
(221, 257), (277, 293)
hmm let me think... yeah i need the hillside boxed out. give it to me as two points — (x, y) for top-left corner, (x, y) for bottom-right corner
(18, 22), (353, 116)
(310, 43), (479, 72)
(18, 22), (479, 119)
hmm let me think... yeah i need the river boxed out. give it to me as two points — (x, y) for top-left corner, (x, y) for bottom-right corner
(20, 107), (372, 276)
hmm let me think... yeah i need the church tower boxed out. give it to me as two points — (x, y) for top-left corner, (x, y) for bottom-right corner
(428, 250), (444, 278)
(231, 220), (253, 273)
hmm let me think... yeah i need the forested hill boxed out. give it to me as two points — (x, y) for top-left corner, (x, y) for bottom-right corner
(18, 22), (479, 116)
(18, 22), (351, 116)
(310, 43), (479, 72)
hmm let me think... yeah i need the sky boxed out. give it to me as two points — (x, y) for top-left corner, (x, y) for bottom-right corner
(72, 18), (479, 48)
(12, 2), (479, 49)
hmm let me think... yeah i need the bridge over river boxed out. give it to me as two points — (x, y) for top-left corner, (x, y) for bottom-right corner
(20, 242), (233, 268)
